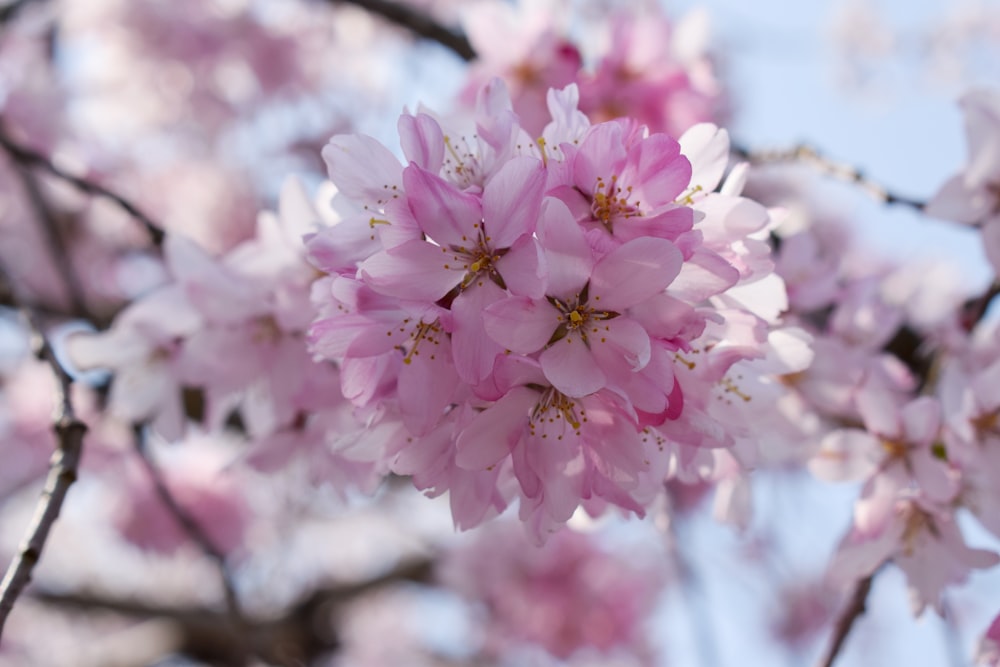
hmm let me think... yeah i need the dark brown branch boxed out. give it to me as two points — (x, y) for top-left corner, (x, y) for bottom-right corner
(331, 0), (475, 61)
(131, 427), (245, 629)
(0, 0), (41, 26)
(0, 300), (86, 641)
(34, 557), (434, 665)
(961, 280), (1000, 332)
(814, 574), (874, 667)
(0, 122), (165, 246)
(732, 143), (926, 212)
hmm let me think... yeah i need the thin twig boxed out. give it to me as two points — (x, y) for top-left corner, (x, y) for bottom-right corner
(961, 280), (1000, 332)
(10, 163), (91, 319)
(0, 298), (86, 641)
(331, 0), (475, 61)
(0, 122), (165, 246)
(131, 427), (245, 629)
(815, 574), (874, 667)
(732, 144), (926, 212)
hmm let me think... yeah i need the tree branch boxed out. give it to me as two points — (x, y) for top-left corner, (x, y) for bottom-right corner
(9, 163), (92, 319)
(0, 296), (86, 641)
(330, 0), (475, 61)
(961, 280), (1000, 332)
(0, 0), (42, 26)
(34, 557), (434, 665)
(732, 143), (926, 212)
(0, 121), (165, 246)
(131, 427), (245, 629)
(814, 574), (874, 667)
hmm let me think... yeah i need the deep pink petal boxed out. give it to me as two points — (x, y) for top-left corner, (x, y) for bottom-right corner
(590, 237), (683, 311)
(483, 296), (560, 354)
(482, 156), (547, 247)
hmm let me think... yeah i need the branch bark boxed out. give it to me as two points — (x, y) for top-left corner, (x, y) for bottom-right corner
(132, 427), (245, 630)
(0, 304), (86, 641)
(0, 121), (165, 246)
(814, 574), (874, 667)
(331, 0), (475, 61)
(732, 143), (926, 212)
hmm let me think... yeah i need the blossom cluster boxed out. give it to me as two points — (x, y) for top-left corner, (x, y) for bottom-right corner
(305, 80), (808, 539)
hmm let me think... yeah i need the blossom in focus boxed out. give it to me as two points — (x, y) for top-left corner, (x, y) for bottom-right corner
(307, 78), (799, 538)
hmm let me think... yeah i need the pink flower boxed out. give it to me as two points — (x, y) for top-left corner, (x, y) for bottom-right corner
(830, 494), (998, 615)
(926, 89), (1000, 273)
(483, 198), (683, 398)
(978, 610), (1000, 666)
(442, 521), (665, 659)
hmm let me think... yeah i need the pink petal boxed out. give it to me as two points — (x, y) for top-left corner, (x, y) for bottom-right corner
(482, 156), (547, 248)
(961, 90), (1000, 189)
(590, 237), (683, 311)
(573, 122), (627, 192)
(537, 197), (593, 297)
(455, 387), (536, 469)
(322, 133), (403, 205)
(398, 112), (444, 173)
(910, 450), (957, 502)
(483, 296), (560, 354)
(900, 396), (941, 446)
(809, 429), (879, 482)
(541, 336), (606, 397)
(398, 344), (458, 436)
(925, 174), (991, 224)
(667, 248), (740, 302)
(451, 282), (506, 384)
(620, 134), (692, 208)
(679, 123), (730, 193)
(496, 235), (546, 298)
(589, 318), (652, 383)
(403, 165), (482, 247)
(359, 240), (462, 302)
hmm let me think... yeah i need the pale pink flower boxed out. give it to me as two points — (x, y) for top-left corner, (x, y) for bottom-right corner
(830, 494), (998, 615)
(926, 89), (1000, 273)
(978, 610), (1000, 666)
(442, 521), (665, 660)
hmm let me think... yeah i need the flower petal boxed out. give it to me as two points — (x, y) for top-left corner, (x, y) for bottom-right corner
(590, 237), (683, 311)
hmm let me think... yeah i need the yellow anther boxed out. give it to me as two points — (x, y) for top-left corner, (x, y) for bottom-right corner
(537, 137), (549, 167)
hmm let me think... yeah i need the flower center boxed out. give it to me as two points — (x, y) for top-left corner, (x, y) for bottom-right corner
(547, 288), (617, 346)
(529, 386), (587, 438)
(591, 174), (641, 232)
